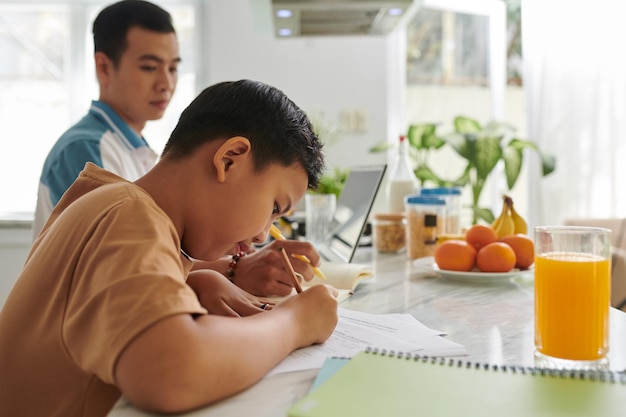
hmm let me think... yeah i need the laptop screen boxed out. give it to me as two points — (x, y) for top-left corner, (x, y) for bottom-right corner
(322, 165), (386, 263)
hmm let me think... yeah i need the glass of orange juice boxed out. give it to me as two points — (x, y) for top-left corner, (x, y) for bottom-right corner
(534, 226), (611, 370)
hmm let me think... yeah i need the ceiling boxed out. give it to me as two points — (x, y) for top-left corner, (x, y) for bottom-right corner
(271, 0), (418, 37)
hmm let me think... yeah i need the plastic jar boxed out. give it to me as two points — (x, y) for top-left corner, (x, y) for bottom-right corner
(420, 187), (462, 235)
(372, 213), (406, 254)
(405, 196), (446, 260)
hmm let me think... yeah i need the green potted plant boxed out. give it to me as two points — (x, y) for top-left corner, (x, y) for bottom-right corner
(370, 115), (556, 225)
(313, 167), (349, 198)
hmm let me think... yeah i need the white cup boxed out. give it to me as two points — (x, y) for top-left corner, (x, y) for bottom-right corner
(305, 193), (336, 245)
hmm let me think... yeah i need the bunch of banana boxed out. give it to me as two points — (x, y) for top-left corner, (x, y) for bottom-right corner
(509, 198), (528, 234)
(491, 195), (528, 238)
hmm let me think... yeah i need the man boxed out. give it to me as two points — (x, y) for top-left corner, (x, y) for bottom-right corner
(33, 0), (180, 236)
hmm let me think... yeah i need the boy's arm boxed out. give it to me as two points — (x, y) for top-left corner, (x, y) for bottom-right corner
(185, 269), (274, 316)
(114, 284), (338, 414)
(191, 240), (322, 297)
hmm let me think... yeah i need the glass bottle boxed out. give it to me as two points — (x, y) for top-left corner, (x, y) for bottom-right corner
(386, 135), (419, 213)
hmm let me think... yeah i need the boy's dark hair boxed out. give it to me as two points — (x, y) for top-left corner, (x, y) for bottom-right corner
(162, 80), (325, 189)
(93, 0), (175, 67)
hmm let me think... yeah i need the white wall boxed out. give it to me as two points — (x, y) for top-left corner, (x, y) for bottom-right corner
(202, 0), (397, 170)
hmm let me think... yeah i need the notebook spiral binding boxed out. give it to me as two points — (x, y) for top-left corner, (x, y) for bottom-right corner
(364, 347), (626, 384)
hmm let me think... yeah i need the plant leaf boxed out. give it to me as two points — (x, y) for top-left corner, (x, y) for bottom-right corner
(541, 153), (556, 176)
(368, 142), (389, 153)
(316, 168), (349, 196)
(475, 207), (495, 224)
(454, 116), (482, 134)
(445, 132), (476, 161)
(414, 165), (445, 185)
(474, 136), (502, 181)
(502, 145), (523, 189)
(508, 138), (537, 151)
(484, 121), (516, 137)
(508, 138), (557, 177)
(423, 133), (446, 149)
(408, 123), (441, 149)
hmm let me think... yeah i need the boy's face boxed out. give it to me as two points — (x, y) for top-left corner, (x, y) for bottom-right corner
(231, 163), (308, 252)
(180, 140), (310, 261)
(96, 26), (180, 135)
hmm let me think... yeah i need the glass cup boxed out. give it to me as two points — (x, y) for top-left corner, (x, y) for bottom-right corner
(305, 193), (336, 245)
(534, 226), (611, 370)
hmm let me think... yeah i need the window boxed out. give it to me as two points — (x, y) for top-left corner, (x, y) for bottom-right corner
(407, 9), (490, 85)
(406, 0), (521, 86)
(0, 0), (200, 215)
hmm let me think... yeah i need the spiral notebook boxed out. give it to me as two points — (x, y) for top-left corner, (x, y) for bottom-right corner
(288, 349), (626, 417)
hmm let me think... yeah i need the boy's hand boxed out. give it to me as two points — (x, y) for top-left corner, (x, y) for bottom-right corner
(228, 240), (322, 296)
(275, 284), (339, 346)
(186, 269), (274, 317)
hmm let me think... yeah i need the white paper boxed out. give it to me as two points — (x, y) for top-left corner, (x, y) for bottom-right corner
(266, 308), (467, 376)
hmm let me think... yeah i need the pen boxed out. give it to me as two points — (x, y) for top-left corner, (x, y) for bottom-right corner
(270, 224), (327, 280)
(278, 247), (303, 293)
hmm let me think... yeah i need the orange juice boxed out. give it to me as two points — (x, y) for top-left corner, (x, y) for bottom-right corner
(534, 252), (610, 360)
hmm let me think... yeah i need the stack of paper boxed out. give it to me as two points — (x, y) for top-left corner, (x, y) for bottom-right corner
(267, 308), (466, 376)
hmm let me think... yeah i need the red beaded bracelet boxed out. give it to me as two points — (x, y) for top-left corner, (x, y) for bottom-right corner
(226, 251), (246, 281)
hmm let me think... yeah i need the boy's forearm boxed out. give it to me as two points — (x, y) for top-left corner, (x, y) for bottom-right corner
(115, 310), (300, 413)
(190, 257), (228, 273)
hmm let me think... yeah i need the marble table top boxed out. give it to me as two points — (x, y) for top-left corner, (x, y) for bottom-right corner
(109, 251), (626, 417)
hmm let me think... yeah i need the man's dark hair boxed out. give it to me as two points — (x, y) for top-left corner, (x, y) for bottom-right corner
(93, 0), (175, 66)
(162, 80), (325, 189)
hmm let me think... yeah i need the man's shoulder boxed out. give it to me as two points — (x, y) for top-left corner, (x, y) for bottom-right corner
(56, 112), (110, 147)
(42, 113), (110, 172)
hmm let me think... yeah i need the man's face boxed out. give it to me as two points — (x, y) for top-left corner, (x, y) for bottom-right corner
(98, 26), (180, 134)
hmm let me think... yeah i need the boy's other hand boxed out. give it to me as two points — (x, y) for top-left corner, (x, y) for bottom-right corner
(186, 270), (274, 317)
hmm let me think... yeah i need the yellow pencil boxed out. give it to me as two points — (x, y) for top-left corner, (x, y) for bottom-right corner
(278, 247), (303, 293)
(270, 224), (327, 280)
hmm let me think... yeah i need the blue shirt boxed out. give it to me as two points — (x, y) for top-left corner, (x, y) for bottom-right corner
(33, 100), (158, 237)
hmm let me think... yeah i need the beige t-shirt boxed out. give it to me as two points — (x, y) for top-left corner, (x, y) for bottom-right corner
(0, 163), (207, 417)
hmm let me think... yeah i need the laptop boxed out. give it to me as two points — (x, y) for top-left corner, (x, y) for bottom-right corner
(316, 165), (387, 263)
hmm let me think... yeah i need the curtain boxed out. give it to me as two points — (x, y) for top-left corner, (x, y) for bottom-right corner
(522, 0), (626, 227)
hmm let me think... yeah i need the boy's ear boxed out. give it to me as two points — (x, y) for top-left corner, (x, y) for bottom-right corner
(214, 136), (252, 183)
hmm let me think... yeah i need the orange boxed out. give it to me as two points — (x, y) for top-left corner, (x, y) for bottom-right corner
(500, 234), (535, 269)
(465, 224), (498, 251)
(476, 242), (516, 272)
(434, 240), (477, 272)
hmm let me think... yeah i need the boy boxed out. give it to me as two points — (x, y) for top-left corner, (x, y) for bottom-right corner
(0, 79), (339, 416)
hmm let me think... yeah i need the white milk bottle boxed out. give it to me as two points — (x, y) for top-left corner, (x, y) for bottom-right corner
(386, 135), (418, 213)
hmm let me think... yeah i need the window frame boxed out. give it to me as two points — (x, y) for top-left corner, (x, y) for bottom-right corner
(0, 0), (204, 217)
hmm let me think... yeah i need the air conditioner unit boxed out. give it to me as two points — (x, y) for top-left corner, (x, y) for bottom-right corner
(271, 0), (418, 37)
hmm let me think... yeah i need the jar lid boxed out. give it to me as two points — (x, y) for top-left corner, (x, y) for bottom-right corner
(420, 187), (462, 196)
(405, 195), (446, 205)
(373, 213), (406, 221)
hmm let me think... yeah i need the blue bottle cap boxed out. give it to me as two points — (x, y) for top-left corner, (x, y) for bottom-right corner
(404, 195), (446, 205)
(420, 187), (462, 196)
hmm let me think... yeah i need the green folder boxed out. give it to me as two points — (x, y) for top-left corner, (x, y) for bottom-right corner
(289, 351), (626, 417)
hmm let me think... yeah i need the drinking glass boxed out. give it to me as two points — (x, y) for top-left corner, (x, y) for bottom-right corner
(534, 226), (611, 370)
(305, 193), (336, 245)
